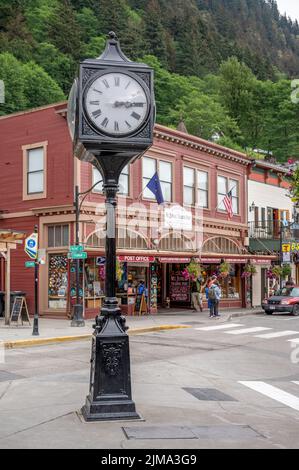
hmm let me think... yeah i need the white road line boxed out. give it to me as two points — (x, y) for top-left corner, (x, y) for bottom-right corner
(292, 382), (299, 386)
(239, 381), (299, 412)
(287, 338), (299, 344)
(254, 331), (299, 339)
(195, 323), (244, 331)
(226, 327), (272, 335)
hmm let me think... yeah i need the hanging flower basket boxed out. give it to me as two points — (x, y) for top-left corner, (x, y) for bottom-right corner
(219, 261), (231, 278)
(181, 259), (202, 281)
(282, 264), (292, 278)
(242, 263), (257, 278)
(267, 266), (282, 279)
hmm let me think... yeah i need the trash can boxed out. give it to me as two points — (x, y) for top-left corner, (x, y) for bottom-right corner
(0, 291), (4, 317)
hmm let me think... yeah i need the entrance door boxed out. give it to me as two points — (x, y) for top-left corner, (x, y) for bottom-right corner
(261, 268), (267, 303)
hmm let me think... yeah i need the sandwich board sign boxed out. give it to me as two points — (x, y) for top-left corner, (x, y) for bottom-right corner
(10, 297), (31, 325)
(25, 233), (38, 260)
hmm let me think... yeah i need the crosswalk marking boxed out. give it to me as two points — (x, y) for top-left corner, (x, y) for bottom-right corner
(254, 330), (299, 339)
(292, 382), (299, 386)
(287, 338), (299, 344)
(239, 381), (299, 411)
(195, 323), (244, 332)
(226, 327), (272, 335)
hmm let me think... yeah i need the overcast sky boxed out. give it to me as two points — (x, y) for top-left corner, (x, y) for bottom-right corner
(276, 0), (299, 20)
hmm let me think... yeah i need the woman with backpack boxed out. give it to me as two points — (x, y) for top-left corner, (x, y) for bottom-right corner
(208, 280), (221, 318)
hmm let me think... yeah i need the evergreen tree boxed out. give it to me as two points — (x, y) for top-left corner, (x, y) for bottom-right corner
(48, 0), (82, 59)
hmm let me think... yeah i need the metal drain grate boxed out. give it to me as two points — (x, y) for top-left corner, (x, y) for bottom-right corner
(183, 387), (237, 401)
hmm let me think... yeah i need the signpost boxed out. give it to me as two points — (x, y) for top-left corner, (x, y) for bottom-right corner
(68, 251), (87, 260)
(25, 227), (39, 336)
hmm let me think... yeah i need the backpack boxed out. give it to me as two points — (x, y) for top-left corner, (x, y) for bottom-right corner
(208, 286), (217, 300)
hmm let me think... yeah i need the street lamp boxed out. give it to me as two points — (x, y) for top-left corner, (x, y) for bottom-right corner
(68, 32), (155, 421)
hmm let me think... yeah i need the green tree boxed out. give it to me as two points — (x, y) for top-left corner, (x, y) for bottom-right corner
(76, 7), (100, 42)
(0, 52), (27, 115)
(48, 0), (82, 59)
(22, 61), (65, 108)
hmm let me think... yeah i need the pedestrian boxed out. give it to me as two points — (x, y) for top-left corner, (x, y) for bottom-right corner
(191, 279), (202, 312)
(208, 281), (221, 318)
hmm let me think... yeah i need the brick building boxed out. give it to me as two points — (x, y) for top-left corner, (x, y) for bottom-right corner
(0, 102), (275, 318)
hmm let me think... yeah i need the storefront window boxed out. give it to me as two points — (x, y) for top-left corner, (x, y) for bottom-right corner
(92, 167), (103, 193)
(204, 264), (241, 299)
(183, 167), (195, 206)
(84, 257), (105, 309)
(142, 157), (172, 202)
(218, 176), (239, 214)
(159, 161), (172, 202)
(48, 254), (68, 309)
(197, 171), (208, 208)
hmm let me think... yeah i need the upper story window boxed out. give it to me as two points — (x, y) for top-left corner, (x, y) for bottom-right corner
(22, 142), (47, 200)
(142, 157), (172, 202)
(92, 165), (129, 196)
(48, 224), (69, 248)
(183, 167), (209, 208)
(217, 176), (239, 214)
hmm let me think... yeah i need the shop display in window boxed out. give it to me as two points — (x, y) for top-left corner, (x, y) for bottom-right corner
(48, 254), (68, 309)
(169, 268), (190, 303)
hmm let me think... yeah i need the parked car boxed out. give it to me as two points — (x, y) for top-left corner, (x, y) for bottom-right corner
(262, 286), (299, 315)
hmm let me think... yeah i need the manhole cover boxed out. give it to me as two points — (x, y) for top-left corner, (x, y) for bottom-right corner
(123, 426), (197, 440)
(183, 387), (237, 402)
(0, 370), (24, 382)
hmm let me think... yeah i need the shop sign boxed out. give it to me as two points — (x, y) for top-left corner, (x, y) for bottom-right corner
(25, 233), (38, 259)
(283, 252), (291, 263)
(25, 261), (35, 268)
(96, 257), (106, 265)
(159, 257), (192, 264)
(68, 251), (87, 260)
(118, 255), (155, 263)
(282, 243), (291, 253)
(252, 259), (274, 265)
(69, 244), (84, 253)
(164, 205), (192, 231)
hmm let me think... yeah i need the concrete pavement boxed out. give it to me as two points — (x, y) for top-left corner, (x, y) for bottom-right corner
(0, 312), (298, 448)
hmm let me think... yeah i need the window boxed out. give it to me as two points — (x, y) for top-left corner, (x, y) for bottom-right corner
(119, 164), (129, 196)
(183, 167), (195, 206)
(22, 142), (47, 200)
(92, 167), (103, 193)
(142, 157), (172, 202)
(197, 171), (208, 208)
(217, 176), (239, 214)
(27, 147), (44, 194)
(92, 165), (129, 195)
(159, 161), (172, 202)
(48, 225), (69, 248)
(184, 167), (209, 207)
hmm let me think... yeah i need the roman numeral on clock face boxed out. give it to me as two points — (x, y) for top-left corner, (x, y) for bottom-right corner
(131, 111), (141, 120)
(101, 117), (109, 128)
(125, 121), (132, 129)
(114, 121), (119, 132)
(92, 109), (102, 118)
(114, 77), (120, 87)
(93, 89), (102, 94)
(90, 101), (100, 106)
(102, 79), (110, 88)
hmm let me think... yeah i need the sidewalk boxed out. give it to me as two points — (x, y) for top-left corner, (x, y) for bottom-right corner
(0, 307), (263, 349)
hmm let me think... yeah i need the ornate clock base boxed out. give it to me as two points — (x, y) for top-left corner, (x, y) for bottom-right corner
(81, 304), (140, 422)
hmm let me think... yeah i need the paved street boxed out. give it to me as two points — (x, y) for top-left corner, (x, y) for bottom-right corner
(0, 313), (299, 449)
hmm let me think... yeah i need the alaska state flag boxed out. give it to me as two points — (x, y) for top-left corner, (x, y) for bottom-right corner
(146, 172), (164, 205)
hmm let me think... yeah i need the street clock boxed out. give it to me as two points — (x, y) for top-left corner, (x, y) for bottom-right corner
(69, 31), (155, 160)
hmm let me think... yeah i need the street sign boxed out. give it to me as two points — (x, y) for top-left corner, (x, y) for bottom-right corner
(25, 233), (38, 259)
(25, 261), (35, 268)
(70, 244), (84, 253)
(68, 251), (87, 260)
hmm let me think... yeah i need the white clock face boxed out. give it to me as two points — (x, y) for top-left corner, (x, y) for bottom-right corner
(84, 72), (149, 136)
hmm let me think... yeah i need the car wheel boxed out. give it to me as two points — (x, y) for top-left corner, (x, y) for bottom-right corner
(293, 305), (299, 316)
(265, 311), (273, 315)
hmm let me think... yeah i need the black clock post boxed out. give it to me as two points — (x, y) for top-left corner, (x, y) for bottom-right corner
(68, 32), (155, 421)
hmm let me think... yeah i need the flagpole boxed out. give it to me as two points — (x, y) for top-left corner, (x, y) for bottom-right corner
(214, 184), (237, 212)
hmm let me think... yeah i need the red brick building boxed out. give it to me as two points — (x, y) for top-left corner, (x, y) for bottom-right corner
(0, 102), (275, 318)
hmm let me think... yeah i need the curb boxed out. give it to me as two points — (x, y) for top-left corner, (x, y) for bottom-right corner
(227, 311), (264, 321)
(3, 324), (191, 350)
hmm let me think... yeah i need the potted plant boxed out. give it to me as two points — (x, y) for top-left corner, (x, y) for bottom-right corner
(281, 264), (292, 278)
(242, 263), (257, 278)
(267, 265), (282, 279)
(181, 258), (202, 281)
(219, 261), (231, 278)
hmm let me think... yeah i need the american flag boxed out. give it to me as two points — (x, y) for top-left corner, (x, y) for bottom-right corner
(223, 190), (233, 219)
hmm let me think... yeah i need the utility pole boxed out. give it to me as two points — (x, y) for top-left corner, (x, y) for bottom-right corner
(32, 225), (39, 336)
(71, 185), (85, 327)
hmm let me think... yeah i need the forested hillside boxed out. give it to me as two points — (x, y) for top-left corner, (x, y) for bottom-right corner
(1, 0), (299, 161)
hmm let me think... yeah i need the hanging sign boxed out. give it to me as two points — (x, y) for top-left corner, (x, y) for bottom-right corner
(25, 233), (38, 259)
(118, 255), (155, 263)
(164, 205), (192, 231)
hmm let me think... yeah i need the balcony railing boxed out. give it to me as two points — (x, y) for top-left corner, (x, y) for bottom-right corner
(248, 220), (291, 240)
